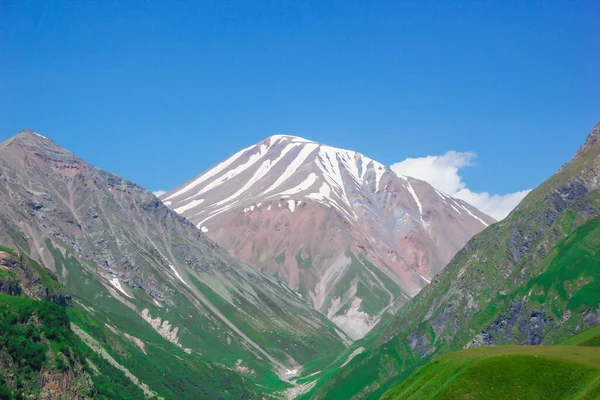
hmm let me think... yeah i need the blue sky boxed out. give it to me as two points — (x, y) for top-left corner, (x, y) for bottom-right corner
(1, 1), (598, 217)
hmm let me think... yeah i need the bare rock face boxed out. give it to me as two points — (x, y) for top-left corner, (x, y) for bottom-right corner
(161, 135), (494, 338)
(0, 251), (71, 306)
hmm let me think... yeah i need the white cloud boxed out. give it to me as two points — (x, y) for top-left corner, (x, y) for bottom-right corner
(390, 151), (531, 221)
(152, 190), (167, 197)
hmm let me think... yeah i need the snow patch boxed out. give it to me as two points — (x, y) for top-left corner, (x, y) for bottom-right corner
(169, 264), (190, 288)
(330, 297), (373, 340)
(306, 182), (332, 202)
(340, 347), (365, 368)
(196, 199), (242, 226)
(209, 142), (298, 211)
(406, 181), (425, 225)
(458, 203), (489, 227)
(450, 204), (463, 215)
(374, 163), (386, 190)
(316, 146), (357, 219)
(174, 198), (204, 214)
(110, 277), (133, 299)
(263, 143), (319, 194)
(435, 189), (450, 199)
(276, 173), (319, 196)
(287, 200), (296, 212)
(164, 142), (255, 200)
(270, 134), (315, 144)
(140, 309), (190, 353)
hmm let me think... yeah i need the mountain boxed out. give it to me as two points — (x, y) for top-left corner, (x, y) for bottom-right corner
(160, 134), (494, 338)
(299, 122), (600, 399)
(0, 130), (349, 398)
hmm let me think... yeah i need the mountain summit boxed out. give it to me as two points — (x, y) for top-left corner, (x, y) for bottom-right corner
(161, 134), (494, 338)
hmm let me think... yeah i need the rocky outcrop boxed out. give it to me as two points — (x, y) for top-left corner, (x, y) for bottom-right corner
(39, 360), (95, 400)
(0, 251), (71, 306)
(0, 274), (21, 296)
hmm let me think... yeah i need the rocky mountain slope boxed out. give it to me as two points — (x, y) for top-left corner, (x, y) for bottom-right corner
(0, 130), (349, 398)
(299, 121), (600, 399)
(161, 135), (494, 338)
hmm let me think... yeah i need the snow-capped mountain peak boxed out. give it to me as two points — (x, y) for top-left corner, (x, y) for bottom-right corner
(160, 135), (495, 339)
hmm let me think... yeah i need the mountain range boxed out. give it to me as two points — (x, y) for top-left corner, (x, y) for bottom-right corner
(160, 134), (494, 338)
(0, 122), (598, 399)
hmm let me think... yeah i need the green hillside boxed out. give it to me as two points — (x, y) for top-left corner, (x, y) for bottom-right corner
(561, 325), (600, 347)
(382, 345), (600, 400)
(384, 324), (600, 400)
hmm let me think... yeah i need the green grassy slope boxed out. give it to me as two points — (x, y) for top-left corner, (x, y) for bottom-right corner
(301, 123), (600, 399)
(384, 324), (600, 400)
(382, 345), (600, 400)
(560, 324), (600, 347)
